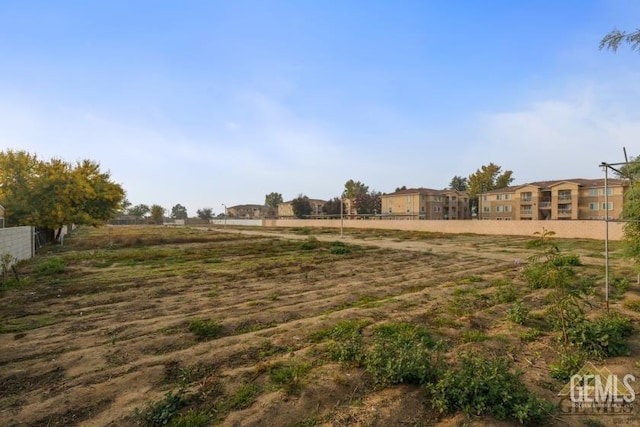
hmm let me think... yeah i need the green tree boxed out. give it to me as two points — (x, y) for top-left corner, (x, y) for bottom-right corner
(600, 28), (640, 53)
(0, 151), (125, 239)
(170, 204), (188, 219)
(0, 150), (41, 227)
(291, 195), (312, 218)
(343, 179), (369, 199)
(128, 204), (150, 218)
(467, 163), (514, 198)
(355, 190), (382, 215)
(395, 185), (407, 192)
(196, 208), (213, 220)
(264, 192), (283, 208)
(323, 197), (342, 216)
(150, 204), (165, 225)
(449, 176), (468, 191)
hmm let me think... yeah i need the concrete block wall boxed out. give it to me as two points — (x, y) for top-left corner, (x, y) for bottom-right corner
(262, 219), (624, 240)
(0, 226), (34, 264)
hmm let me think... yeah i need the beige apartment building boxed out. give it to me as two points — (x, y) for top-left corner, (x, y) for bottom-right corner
(380, 188), (471, 220)
(227, 204), (266, 219)
(479, 178), (628, 220)
(277, 199), (327, 218)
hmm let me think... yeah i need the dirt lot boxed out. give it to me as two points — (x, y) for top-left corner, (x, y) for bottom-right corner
(1, 225), (639, 426)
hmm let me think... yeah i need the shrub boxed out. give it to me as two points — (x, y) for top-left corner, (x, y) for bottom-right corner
(492, 278), (518, 304)
(623, 299), (640, 312)
(35, 257), (66, 275)
(551, 254), (581, 266)
(329, 241), (350, 254)
(268, 362), (312, 394)
(611, 277), (630, 300)
(567, 313), (634, 358)
(507, 300), (530, 325)
(364, 322), (441, 386)
(549, 349), (586, 382)
(188, 319), (222, 341)
(140, 390), (185, 426)
(519, 328), (542, 342)
(167, 409), (210, 427)
(426, 354), (552, 425)
(309, 319), (369, 364)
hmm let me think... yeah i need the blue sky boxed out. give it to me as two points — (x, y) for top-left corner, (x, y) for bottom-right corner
(1, 1), (639, 215)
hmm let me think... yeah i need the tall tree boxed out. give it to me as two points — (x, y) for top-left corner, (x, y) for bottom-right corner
(395, 185), (407, 192)
(170, 204), (188, 219)
(467, 163), (514, 198)
(355, 190), (382, 215)
(128, 204), (150, 218)
(196, 208), (213, 220)
(0, 150), (125, 238)
(264, 192), (283, 218)
(291, 195), (312, 218)
(150, 204), (165, 225)
(449, 176), (468, 191)
(343, 179), (369, 199)
(0, 150), (40, 227)
(600, 28), (640, 53)
(323, 197), (342, 216)
(264, 192), (283, 208)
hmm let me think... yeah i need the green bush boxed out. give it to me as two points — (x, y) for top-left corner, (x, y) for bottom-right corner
(492, 278), (518, 304)
(364, 322), (441, 386)
(309, 319), (369, 364)
(507, 300), (530, 325)
(551, 254), (581, 266)
(519, 328), (542, 342)
(167, 409), (210, 427)
(188, 319), (222, 341)
(567, 313), (634, 358)
(611, 277), (630, 300)
(624, 299), (640, 312)
(549, 350), (586, 382)
(426, 354), (552, 425)
(329, 241), (350, 254)
(140, 390), (185, 426)
(35, 257), (66, 275)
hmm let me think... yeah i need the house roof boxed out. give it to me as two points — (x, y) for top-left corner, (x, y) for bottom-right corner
(229, 204), (265, 210)
(383, 187), (469, 196)
(483, 178), (628, 194)
(279, 198), (327, 205)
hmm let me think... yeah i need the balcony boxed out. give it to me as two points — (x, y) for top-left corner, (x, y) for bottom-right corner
(539, 201), (551, 209)
(558, 208), (572, 217)
(520, 210), (533, 216)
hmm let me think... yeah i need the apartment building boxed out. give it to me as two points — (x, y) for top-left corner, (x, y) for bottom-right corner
(277, 199), (327, 218)
(380, 188), (471, 220)
(479, 178), (628, 220)
(227, 204), (266, 219)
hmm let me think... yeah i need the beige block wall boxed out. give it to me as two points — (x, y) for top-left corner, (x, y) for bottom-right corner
(0, 226), (34, 264)
(262, 219), (624, 240)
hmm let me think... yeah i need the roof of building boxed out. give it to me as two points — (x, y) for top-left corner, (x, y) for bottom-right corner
(483, 178), (629, 194)
(383, 187), (469, 196)
(279, 198), (327, 205)
(229, 204), (265, 209)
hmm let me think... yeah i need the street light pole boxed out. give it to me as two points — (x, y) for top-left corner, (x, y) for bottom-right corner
(222, 203), (227, 227)
(340, 197), (344, 239)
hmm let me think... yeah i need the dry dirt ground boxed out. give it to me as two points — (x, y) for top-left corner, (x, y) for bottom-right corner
(1, 225), (640, 427)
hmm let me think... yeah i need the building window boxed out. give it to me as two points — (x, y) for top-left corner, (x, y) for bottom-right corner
(602, 202), (613, 211)
(604, 188), (613, 196)
(434, 196), (441, 202)
(483, 206), (490, 213)
(482, 195), (488, 201)
(434, 206), (441, 212)
(588, 203), (599, 211)
(521, 192), (532, 201)
(421, 206), (425, 212)
(496, 194), (503, 200)
(588, 188), (598, 197)
(558, 190), (571, 200)
(496, 205), (503, 213)
(505, 205), (512, 212)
